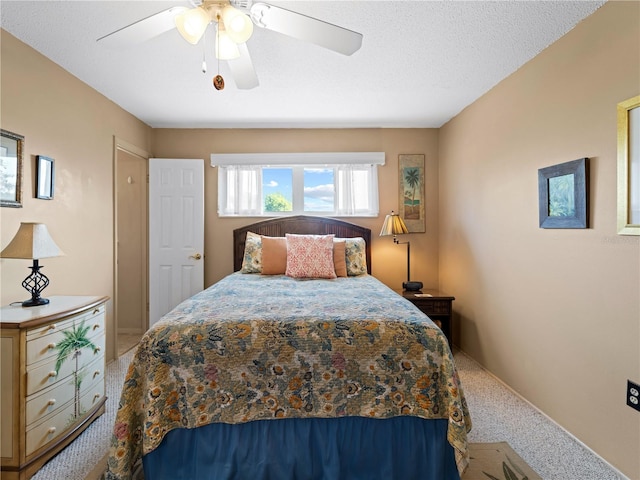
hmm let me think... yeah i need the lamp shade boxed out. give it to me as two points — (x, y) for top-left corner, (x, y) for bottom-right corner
(0, 222), (63, 259)
(175, 6), (210, 45)
(379, 212), (409, 236)
(221, 5), (253, 44)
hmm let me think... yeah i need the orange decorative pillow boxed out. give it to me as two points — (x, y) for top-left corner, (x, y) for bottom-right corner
(285, 234), (337, 279)
(333, 240), (347, 277)
(261, 236), (287, 275)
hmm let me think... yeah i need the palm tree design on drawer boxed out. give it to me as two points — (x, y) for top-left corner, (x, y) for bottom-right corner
(54, 321), (98, 423)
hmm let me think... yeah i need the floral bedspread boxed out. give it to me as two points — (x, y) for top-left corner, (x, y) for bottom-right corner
(106, 273), (471, 479)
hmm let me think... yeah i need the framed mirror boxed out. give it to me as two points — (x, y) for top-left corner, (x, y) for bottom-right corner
(617, 95), (640, 235)
(0, 129), (24, 208)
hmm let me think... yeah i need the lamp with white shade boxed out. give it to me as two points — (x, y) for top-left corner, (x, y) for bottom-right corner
(380, 211), (423, 292)
(0, 222), (63, 307)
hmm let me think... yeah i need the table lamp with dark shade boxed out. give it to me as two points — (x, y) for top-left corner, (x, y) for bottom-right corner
(379, 211), (423, 291)
(0, 222), (63, 307)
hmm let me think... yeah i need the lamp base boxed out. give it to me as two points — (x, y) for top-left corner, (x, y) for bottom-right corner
(20, 259), (51, 307)
(22, 297), (50, 307)
(403, 281), (423, 292)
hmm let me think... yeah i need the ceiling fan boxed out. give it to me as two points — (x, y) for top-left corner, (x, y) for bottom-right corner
(97, 0), (363, 90)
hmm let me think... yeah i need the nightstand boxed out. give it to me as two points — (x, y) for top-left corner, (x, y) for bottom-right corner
(400, 290), (455, 347)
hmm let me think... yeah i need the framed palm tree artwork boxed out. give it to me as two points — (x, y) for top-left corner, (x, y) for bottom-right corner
(398, 154), (425, 232)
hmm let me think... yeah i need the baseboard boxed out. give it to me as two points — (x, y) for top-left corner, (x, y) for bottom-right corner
(454, 348), (630, 480)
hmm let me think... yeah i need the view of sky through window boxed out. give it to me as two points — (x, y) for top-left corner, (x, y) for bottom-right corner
(263, 167), (335, 212)
(304, 168), (334, 211)
(263, 168), (292, 206)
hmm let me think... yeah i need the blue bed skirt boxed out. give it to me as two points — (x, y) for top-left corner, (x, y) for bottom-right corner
(142, 416), (460, 480)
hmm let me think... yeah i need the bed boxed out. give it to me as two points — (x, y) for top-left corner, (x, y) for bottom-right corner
(106, 216), (471, 480)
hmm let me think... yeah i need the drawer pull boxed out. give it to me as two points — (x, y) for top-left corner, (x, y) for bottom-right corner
(47, 342), (56, 350)
(93, 308), (100, 314)
(47, 324), (57, 331)
(47, 427), (56, 435)
(93, 393), (101, 401)
(48, 371), (58, 378)
(93, 346), (101, 354)
(93, 370), (101, 378)
(92, 324), (100, 330)
(47, 399), (56, 406)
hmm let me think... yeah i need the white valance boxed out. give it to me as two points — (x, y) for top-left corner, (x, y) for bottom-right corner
(211, 152), (385, 167)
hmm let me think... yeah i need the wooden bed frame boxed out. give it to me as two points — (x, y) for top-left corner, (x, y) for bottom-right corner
(233, 215), (372, 274)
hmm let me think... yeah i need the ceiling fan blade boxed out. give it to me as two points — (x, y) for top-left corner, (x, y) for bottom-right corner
(227, 43), (259, 89)
(97, 7), (188, 48)
(250, 3), (362, 56)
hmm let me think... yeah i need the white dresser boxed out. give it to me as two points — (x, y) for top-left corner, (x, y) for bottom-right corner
(0, 296), (108, 480)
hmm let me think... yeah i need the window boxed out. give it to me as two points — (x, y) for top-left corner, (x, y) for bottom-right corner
(261, 167), (335, 213)
(212, 152), (384, 217)
(263, 168), (293, 213)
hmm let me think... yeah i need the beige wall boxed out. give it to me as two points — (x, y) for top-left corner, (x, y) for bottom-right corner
(151, 128), (440, 291)
(438, 1), (639, 477)
(0, 30), (152, 361)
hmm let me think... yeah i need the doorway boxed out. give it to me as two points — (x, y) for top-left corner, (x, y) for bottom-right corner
(114, 139), (149, 357)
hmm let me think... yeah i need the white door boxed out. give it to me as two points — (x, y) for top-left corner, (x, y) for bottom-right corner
(149, 158), (204, 328)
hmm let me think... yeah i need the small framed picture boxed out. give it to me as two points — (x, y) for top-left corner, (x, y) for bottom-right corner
(36, 155), (55, 200)
(538, 158), (588, 228)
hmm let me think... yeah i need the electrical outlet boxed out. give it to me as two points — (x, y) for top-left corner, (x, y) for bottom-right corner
(628, 380), (640, 412)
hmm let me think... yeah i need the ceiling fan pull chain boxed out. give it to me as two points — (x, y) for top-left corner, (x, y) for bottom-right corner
(213, 13), (225, 90)
(201, 29), (207, 73)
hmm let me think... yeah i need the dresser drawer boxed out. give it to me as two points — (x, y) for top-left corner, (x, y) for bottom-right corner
(25, 396), (76, 455)
(26, 307), (105, 366)
(26, 304), (105, 341)
(25, 357), (105, 456)
(79, 376), (105, 415)
(25, 379), (75, 428)
(26, 328), (70, 367)
(26, 316), (75, 341)
(26, 354), (104, 427)
(26, 333), (105, 396)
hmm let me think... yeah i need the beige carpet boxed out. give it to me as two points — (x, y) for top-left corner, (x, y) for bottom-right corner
(462, 442), (542, 480)
(89, 441), (539, 480)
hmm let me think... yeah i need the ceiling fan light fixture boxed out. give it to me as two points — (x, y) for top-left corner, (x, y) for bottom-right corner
(221, 5), (253, 43)
(175, 6), (210, 45)
(216, 27), (241, 60)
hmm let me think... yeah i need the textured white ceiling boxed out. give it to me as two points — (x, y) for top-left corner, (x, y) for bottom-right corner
(0, 0), (605, 128)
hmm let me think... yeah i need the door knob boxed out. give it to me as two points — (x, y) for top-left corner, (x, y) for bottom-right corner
(190, 253), (202, 260)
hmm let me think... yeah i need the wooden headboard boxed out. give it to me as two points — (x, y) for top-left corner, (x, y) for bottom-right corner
(233, 216), (372, 274)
